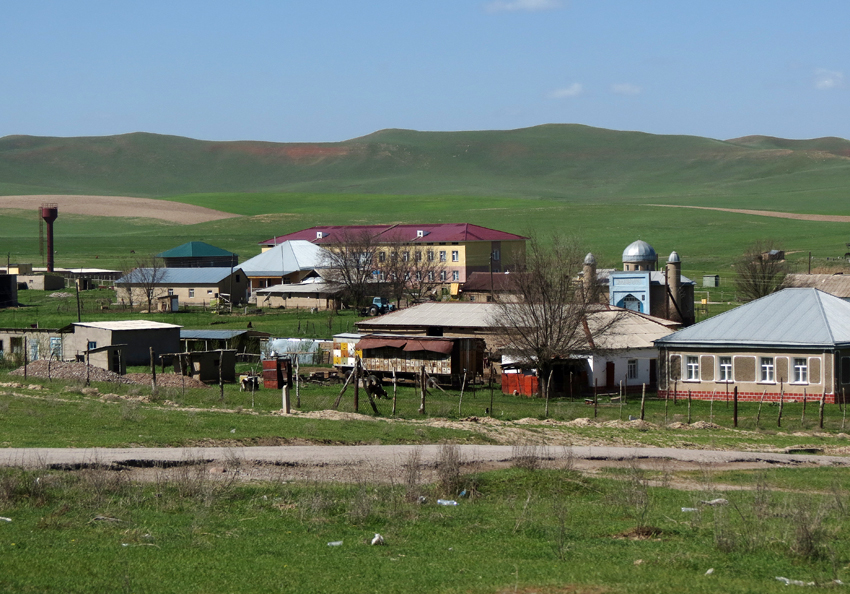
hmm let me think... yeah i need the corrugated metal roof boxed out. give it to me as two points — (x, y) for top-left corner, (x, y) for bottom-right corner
(359, 302), (497, 328)
(260, 224), (527, 246)
(256, 280), (342, 295)
(117, 267), (239, 285)
(357, 302), (675, 351)
(74, 321), (181, 331)
(656, 288), (850, 348)
(157, 241), (236, 259)
(239, 240), (327, 277)
(180, 329), (248, 340)
(786, 274), (850, 299)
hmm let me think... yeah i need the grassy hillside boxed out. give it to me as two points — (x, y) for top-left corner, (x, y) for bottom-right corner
(2, 125), (850, 206)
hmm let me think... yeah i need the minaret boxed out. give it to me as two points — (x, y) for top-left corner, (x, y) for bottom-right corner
(583, 253), (597, 297)
(666, 251), (681, 321)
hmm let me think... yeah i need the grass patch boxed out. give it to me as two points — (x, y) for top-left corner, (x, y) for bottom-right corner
(0, 463), (848, 592)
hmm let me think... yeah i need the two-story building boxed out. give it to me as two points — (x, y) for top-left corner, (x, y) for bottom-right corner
(258, 224), (527, 285)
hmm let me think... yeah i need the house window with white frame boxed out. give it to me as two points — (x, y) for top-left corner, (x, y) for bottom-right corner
(402, 251), (409, 262)
(760, 357), (775, 382)
(719, 357), (732, 382)
(440, 271), (447, 281)
(167, 288), (174, 296)
(452, 270), (459, 281)
(627, 359), (637, 380)
(451, 250), (459, 262)
(439, 250), (446, 262)
(686, 356), (699, 381)
(189, 289), (194, 298)
(427, 250), (434, 262)
(428, 271), (434, 282)
(378, 251), (386, 263)
(794, 358), (808, 383)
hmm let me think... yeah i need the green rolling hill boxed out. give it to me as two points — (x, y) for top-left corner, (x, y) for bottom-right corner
(1, 125), (849, 210)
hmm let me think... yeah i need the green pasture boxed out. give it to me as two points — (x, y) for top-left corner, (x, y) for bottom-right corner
(0, 289), (363, 337)
(0, 458), (849, 592)
(2, 193), (849, 280)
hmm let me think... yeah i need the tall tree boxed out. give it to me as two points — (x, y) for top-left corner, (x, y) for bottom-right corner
(734, 240), (788, 302)
(321, 229), (381, 308)
(490, 235), (616, 402)
(118, 255), (166, 312)
(377, 236), (447, 306)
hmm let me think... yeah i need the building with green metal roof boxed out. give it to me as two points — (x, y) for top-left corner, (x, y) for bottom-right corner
(156, 242), (238, 268)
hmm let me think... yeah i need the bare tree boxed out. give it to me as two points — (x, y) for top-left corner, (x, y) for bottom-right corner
(321, 229), (381, 309)
(118, 256), (166, 312)
(490, 235), (616, 400)
(376, 236), (446, 306)
(734, 240), (789, 302)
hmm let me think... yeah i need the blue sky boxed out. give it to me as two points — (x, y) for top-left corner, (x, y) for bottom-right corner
(1, 1), (847, 142)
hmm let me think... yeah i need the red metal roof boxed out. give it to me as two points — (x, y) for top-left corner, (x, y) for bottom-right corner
(259, 224), (527, 246)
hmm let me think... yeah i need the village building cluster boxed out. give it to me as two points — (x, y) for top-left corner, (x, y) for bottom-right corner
(2, 221), (848, 404)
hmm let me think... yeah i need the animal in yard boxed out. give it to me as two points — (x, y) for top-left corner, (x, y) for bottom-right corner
(361, 374), (388, 399)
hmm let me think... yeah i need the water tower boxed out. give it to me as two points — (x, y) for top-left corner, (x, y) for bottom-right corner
(40, 204), (58, 272)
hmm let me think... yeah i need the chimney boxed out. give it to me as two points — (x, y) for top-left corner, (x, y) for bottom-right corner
(40, 204), (58, 272)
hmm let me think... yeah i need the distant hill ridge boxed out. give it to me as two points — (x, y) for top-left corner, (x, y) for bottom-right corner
(1, 124), (848, 199)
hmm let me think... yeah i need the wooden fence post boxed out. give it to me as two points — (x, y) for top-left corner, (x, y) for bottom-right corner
(777, 379), (784, 428)
(819, 391), (825, 429)
(392, 369), (397, 416)
(687, 390), (692, 424)
(640, 384), (646, 421)
(353, 357), (360, 413)
(419, 366), (426, 415)
(150, 347), (156, 394)
(733, 386), (738, 428)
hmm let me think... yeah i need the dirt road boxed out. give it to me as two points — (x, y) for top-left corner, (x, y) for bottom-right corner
(0, 445), (850, 468)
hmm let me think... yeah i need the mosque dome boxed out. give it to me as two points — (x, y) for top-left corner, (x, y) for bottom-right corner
(584, 253), (596, 266)
(622, 240), (657, 263)
(667, 251), (681, 264)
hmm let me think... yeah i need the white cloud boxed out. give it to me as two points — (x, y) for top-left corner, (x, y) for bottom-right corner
(485, 0), (562, 13)
(548, 83), (583, 99)
(814, 68), (844, 90)
(611, 83), (641, 96)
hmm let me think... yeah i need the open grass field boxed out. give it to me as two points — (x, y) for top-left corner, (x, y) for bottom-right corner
(1, 449), (849, 593)
(1, 194), (849, 286)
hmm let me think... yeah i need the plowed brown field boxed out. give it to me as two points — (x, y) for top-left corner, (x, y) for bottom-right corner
(0, 195), (238, 224)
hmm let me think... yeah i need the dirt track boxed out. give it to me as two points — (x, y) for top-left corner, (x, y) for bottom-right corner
(648, 204), (850, 223)
(0, 195), (238, 224)
(0, 444), (846, 485)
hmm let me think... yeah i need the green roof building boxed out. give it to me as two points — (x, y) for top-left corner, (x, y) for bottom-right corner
(156, 242), (238, 268)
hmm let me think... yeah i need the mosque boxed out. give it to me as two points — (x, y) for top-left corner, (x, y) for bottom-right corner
(584, 240), (695, 326)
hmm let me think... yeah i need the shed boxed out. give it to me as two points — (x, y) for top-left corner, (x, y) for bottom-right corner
(63, 320), (181, 366)
(171, 349), (237, 383)
(180, 329), (271, 354)
(354, 334), (485, 385)
(83, 344), (126, 375)
(255, 279), (343, 310)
